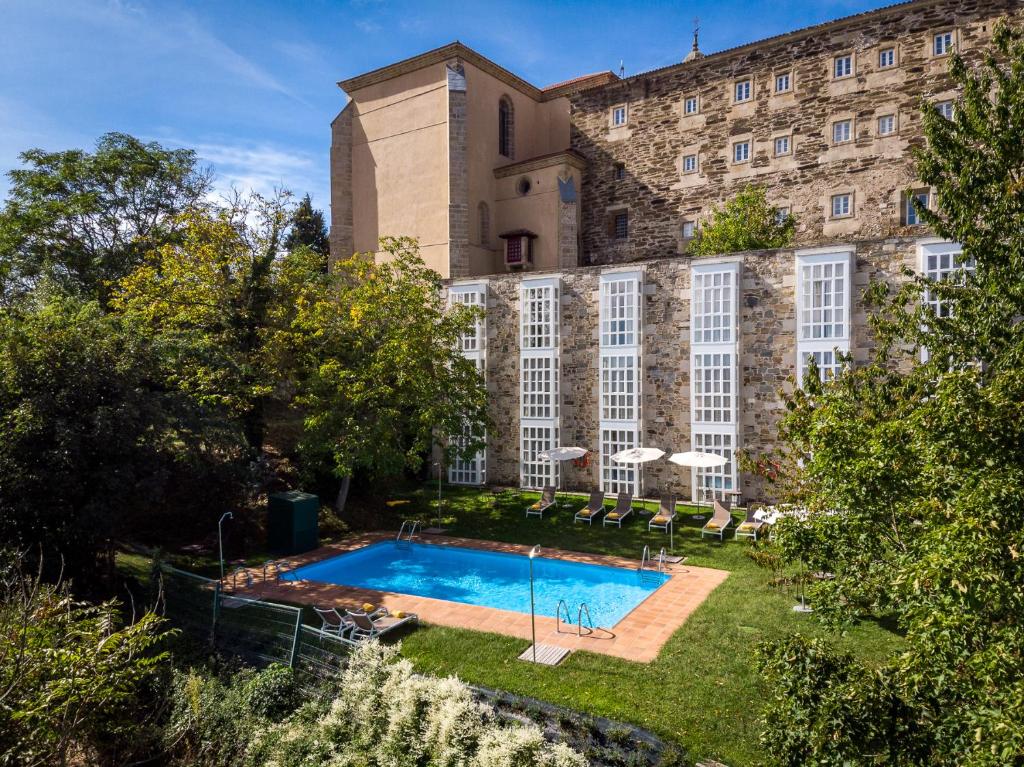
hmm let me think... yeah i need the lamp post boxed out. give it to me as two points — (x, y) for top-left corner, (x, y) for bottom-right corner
(529, 545), (541, 662)
(218, 512), (233, 580)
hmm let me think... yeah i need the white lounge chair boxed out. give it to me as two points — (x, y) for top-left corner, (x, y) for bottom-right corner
(734, 505), (768, 541)
(574, 490), (606, 524)
(701, 498), (734, 541)
(648, 494), (677, 533)
(314, 606), (352, 637)
(525, 486), (556, 518)
(602, 492), (634, 528)
(345, 608), (418, 640)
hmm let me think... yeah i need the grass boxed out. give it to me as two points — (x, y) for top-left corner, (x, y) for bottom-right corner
(380, 485), (904, 766)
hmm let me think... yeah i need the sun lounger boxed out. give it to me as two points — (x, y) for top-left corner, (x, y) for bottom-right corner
(525, 486), (556, 518)
(701, 498), (734, 541)
(574, 490), (606, 524)
(602, 492), (634, 527)
(314, 606), (353, 637)
(648, 494), (677, 533)
(345, 608), (418, 640)
(734, 505), (767, 541)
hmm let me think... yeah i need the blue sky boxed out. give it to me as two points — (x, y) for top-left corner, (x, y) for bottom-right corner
(1, 0), (897, 216)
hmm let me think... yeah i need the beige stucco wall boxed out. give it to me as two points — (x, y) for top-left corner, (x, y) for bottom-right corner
(493, 163), (582, 271)
(347, 63), (451, 276)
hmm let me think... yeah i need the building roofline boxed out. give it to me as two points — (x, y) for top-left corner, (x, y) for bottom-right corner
(608, 0), (949, 87)
(493, 149), (588, 179)
(339, 41), (552, 100)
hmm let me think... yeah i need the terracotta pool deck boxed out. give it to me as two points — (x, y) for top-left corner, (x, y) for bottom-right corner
(241, 533), (729, 663)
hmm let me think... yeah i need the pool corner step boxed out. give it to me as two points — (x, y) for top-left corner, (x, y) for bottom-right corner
(518, 644), (572, 666)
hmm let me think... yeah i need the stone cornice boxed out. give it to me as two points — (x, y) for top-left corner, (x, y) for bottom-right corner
(339, 41), (547, 101)
(492, 150), (588, 179)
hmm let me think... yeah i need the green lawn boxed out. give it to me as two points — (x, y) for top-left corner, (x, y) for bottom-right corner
(384, 485), (903, 767)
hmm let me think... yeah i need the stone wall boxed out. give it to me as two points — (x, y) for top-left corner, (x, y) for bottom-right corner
(570, 0), (1018, 266)
(452, 236), (920, 502)
(328, 103), (354, 265)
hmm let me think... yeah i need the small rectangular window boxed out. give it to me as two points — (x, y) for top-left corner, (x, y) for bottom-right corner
(613, 162), (625, 181)
(614, 211), (629, 239)
(612, 105), (627, 127)
(904, 190), (930, 225)
(733, 141), (750, 163)
(832, 119), (852, 144)
(878, 114), (896, 136)
(683, 154), (698, 173)
(879, 47), (895, 68)
(775, 73), (791, 93)
(774, 136), (791, 156)
(734, 80), (752, 102)
(834, 54), (853, 79)
(684, 96), (699, 115)
(831, 194), (852, 218)
(775, 207), (790, 225)
(934, 32), (953, 56)
(936, 100), (954, 120)
(682, 220), (696, 239)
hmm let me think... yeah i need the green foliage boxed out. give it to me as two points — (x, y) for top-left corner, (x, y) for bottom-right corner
(0, 132), (210, 305)
(687, 185), (796, 257)
(0, 557), (172, 766)
(758, 22), (1024, 766)
(287, 236), (490, 485)
(0, 293), (237, 581)
(249, 641), (587, 767)
(283, 193), (329, 260)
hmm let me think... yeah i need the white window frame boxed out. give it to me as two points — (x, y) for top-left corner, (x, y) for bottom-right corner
(611, 104), (628, 127)
(936, 100), (954, 120)
(684, 95), (699, 115)
(832, 119), (852, 144)
(733, 140), (750, 163)
(774, 135), (791, 156)
(795, 248), (853, 386)
(878, 114), (896, 136)
(520, 277), (560, 489)
(682, 220), (696, 240)
(879, 47), (896, 68)
(734, 79), (752, 103)
(599, 270), (642, 496)
(834, 54), (853, 79)
(448, 282), (488, 485)
(918, 239), (974, 363)
(683, 154), (698, 173)
(831, 193), (853, 219)
(690, 261), (740, 499)
(775, 72), (791, 93)
(934, 31), (953, 56)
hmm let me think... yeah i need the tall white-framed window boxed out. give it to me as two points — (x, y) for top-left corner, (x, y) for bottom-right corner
(520, 277), (560, 489)
(795, 248), (853, 385)
(919, 239), (975, 318)
(448, 282), (487, 485)
(691, 261), (740, 500)
(599, 270), (642, 495)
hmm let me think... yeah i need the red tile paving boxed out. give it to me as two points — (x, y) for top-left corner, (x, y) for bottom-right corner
(239, 533), (729, 663)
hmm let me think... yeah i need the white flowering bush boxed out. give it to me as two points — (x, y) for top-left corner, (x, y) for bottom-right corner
(248, 641), (587, 767)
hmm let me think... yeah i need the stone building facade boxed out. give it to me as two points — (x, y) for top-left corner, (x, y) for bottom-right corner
(331, 0), (1022, 503)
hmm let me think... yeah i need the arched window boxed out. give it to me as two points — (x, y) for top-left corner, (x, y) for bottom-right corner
(478, 201), (490, 247)
(498, 96), (514, 159)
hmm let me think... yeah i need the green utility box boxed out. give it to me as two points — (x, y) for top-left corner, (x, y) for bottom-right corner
(267, 491), (319, 555)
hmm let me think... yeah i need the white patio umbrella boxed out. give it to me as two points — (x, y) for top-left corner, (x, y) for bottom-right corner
(610, 447), (665, 516)
(539, 446), (589, 505)
(668, 451), (728, 520)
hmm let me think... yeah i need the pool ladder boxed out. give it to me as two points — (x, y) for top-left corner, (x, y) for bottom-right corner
(639, 545), (667, 579)
(555, 599), (594, 636)
(396, 519), (421, 547)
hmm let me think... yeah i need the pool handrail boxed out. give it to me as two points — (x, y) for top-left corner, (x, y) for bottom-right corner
(577, 603), (594, 636)
(555, 599), (573, 632)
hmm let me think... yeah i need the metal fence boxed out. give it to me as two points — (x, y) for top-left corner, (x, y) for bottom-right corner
(157, 565), (354, 685)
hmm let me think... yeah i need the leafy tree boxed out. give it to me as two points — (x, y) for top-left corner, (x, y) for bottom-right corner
(756, 22), (1024, 766)
(688, 185), (796, 257)
(0, 293), (240, 582)
(0, 132), (210, 305)
(111, 193), (294, 454)
(284, 237), (490, 511)
(0, 557), (171, 766)
(283, 193), (329, 262)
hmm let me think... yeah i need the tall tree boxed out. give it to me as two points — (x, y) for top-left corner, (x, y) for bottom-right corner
(756, 22), (1024, 766)
(687, 185), (796, 257)
(0, 133), (210, 306)
(283, 193), (329, 262)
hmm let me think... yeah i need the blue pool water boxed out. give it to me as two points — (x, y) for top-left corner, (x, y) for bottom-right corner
(283, 542), (668, 628)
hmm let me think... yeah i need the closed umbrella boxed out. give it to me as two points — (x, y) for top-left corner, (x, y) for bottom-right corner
(539, 446), (589, 506)
(610, 447), (665, 516)
(668, 451), (728, 520)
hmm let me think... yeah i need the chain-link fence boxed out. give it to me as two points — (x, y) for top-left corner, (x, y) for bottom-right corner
(157, 565), (354, 685)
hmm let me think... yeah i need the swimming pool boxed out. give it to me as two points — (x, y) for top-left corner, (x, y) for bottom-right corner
(283, 541), (668, 628)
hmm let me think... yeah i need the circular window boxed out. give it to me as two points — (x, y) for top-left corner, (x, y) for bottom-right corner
(516, 177), (532, 196)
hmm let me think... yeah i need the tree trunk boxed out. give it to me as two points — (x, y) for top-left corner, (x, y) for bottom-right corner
(335, 475), (351, 515)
